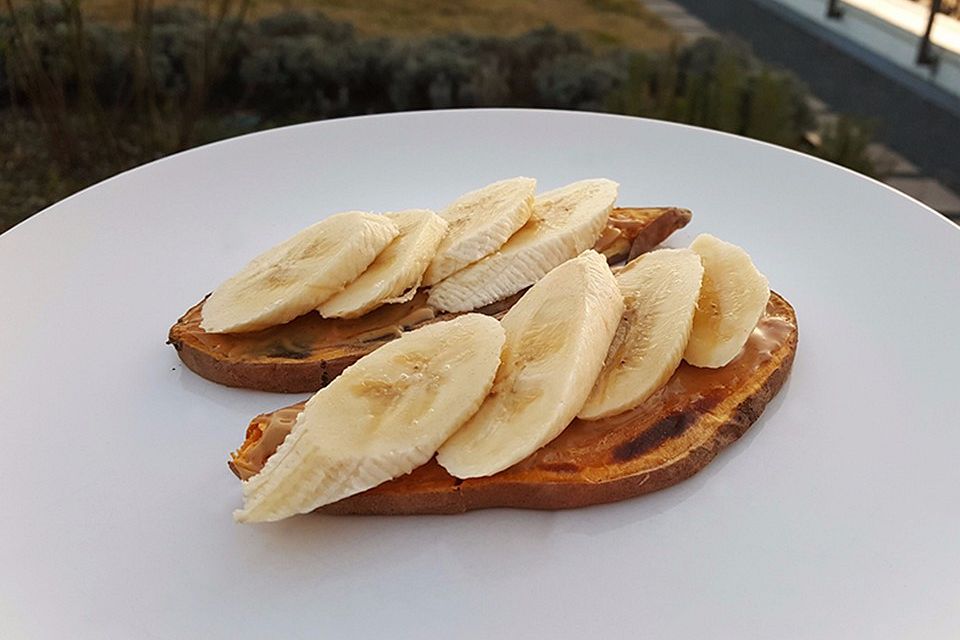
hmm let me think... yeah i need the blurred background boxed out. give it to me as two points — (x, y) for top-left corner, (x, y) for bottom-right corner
(2, 0), (958, 232)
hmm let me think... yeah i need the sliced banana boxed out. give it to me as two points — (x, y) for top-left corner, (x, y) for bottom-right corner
(578, 249), (704, 421)
(318, 209), (448, 319)
(235, 314), (506, 523)
(422, 177), (536, 286)
(683, 234), (770, 368)
(436, 250), (623, 479)
(427, 179), (618, 313)
(201, 212), (399, 333)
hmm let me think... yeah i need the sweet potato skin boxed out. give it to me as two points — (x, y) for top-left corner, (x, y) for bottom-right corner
(230, 293), (797, 515)
(169, 207), (692, 393)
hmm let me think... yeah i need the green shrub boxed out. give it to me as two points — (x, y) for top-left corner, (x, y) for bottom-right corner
(0, 4), (878, 231)
(534, 53), (624, 110)
(607, 38), (815, 152)
(813, 116), (876, 175)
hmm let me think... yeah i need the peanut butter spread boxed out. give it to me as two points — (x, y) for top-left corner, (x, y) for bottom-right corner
(175, 208), (690, 363)
(230, 296), (795, 482)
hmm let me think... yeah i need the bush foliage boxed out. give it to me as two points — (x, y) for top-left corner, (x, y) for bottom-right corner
(0, 3), (873, 230)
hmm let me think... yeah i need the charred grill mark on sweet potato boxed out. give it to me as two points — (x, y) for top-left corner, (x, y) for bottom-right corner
(611, 397), (719, 463)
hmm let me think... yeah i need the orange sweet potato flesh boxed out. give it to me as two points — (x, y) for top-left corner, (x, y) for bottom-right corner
(229, 293), (797, 515)
(169, 207), (692, 393)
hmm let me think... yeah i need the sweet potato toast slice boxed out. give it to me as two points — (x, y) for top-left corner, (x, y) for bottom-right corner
(230, 292), (796, 514)
(169, 207), (692, 393)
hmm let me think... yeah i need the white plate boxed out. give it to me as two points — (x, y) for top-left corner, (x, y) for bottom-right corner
(2, 110), (958, 639)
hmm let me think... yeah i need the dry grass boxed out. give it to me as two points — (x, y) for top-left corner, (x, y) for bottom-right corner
(78, 0), (676, 50)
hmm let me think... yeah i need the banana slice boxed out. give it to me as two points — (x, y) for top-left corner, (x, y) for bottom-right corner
(427, 179), (618, 313)
(436, 250), (623, 479)
(422, 177), (536, 286)
(235, 314), (506, 523)
(683, 234), (770, 368)
(578, 249), (704, 421)
(201, 212), (399, 333)
(318, 209), (448, 319)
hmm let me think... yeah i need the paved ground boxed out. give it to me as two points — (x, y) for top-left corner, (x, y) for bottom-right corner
(643, 0), (960, 221)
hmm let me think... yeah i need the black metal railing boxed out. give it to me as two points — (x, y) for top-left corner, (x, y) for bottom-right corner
(825, 0), (949, 70)
(918, 0), (944, 67)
